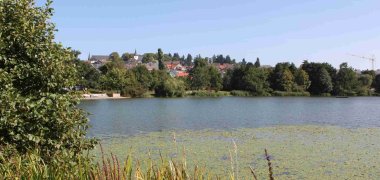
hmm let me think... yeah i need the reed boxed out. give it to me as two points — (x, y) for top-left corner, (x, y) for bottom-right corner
(0, 145), (276, 180)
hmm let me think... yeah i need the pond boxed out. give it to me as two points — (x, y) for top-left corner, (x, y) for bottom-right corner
(80, 97), (380, 179)
(81, 97), (380, 137)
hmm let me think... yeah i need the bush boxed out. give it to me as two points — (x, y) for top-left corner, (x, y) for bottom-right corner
(230, 90), (253, 97)
(155, 78), (186, 97)
(0, 0), (96, 160)
(189, 90), (230, 97)
(120, 85), (147, 98)
(272, 91), (310, 96)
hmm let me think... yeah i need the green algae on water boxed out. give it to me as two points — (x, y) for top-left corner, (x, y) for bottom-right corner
(94, 125), (380, 179)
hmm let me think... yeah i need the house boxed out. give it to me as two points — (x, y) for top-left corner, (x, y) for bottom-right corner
(88, 55), (109, 69)
(128, 55), (144, 63)
(212, 63), (235, 74)
(145, 61), (159, 71)
(165, 61), (181, 70)
(176, 71), (189, 77)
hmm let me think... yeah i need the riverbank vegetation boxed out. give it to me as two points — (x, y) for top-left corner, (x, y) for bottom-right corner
(76, 51), (380, 98)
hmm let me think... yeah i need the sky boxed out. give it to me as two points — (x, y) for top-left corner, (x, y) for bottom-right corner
(37, 0), (380, 70)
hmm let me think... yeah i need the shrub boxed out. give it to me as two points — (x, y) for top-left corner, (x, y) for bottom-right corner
(155, 78), (186, 97)
(189, 90), (230, 97)
(272, 91), (310, 96)
(0, 0), (96, 160)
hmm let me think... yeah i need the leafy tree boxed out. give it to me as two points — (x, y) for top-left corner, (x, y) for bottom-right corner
(280, 69), (295, 92)
(269, 62), (295, 91)
(0, 0), (95, 159)
(225, 55), (232, 64)
(242, 66), (270, 95)
(357, 74), (373, 95)
(186, 54), (193, 66)
(334, 63), (359, 96)
(121, 70), (146, 97)
(294, 69), (311, 91)
(109, 52), (122, 62)
(121, 52), (133, 61)
(155, 78), (186, 97)
(209, 66), (223, 91)
(99, 68), (126, 91)
(374, 74), (380, 93)
(189, 57), (210, 90)
(142, 53), (156, 63)
(318, 68), (333, 94)
(302, 61), (336, 95)
(242, 58), (247, 65)
(254, 58), (261, 68)
(131, 65), (152, 90)
(75, 58), (100, 89)
(158, 48), (165, 70)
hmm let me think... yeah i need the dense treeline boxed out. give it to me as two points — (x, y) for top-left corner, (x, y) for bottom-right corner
(77, 51), (380, 97)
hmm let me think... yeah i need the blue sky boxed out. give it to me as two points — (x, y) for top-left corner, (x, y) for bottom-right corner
(38, 0), (380, 69)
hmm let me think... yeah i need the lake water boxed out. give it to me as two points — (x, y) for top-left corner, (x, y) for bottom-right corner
(82, 97), (380, 178)
(80, 97), (380, 137)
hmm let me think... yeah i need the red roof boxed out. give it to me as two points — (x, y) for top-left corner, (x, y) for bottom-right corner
(176, 71), (189, 77)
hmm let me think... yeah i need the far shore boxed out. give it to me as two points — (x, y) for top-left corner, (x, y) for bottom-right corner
(81, 93), (130, 100)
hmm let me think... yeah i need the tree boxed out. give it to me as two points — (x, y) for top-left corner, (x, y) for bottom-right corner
(155, 78), (186, 97)
(302, 61), (336, 95)
(209, 66), (223, 91)
(189, 57), (210, 90)
(357, 74), (373, 95)
(186, 54), (193, 66)
(242, 58), (247, 65)
(318, 68), (333, 94)
(0, 0), (95, 159)
(280, 69), (294, 92)
(254, 57), (261, 68)
(121, 52), (133, 61)
(375, 74), (380, 93)
(131, 65), (153, 90)
(142, 53), (156, 63)
(158, 48), (165, 70)
(225, 55), (232, 64)
(99, 68), (126, 91)
(242, 66), (270, 95)
(109, 52), (122, 62)
(75, 58), (101, 89)
(294, 69), (311, 91)
(334, 63), (359, 96)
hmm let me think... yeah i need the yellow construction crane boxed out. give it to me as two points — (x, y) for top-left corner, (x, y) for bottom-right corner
(348, 54), (376, 71)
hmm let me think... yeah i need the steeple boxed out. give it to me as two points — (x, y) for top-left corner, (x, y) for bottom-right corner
(88, 52), (91, 61)
(134, 49), (137, 56)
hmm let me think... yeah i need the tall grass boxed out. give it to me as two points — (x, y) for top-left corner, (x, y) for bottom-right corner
(0, 144), (276, 179)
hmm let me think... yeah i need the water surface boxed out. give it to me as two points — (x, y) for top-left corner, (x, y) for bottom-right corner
(80, 97), (380, 137)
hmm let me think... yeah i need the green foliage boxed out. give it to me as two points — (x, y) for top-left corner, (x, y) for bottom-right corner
(242, 66), (271, 96)
(155, 78), (186, 97)
(230, 90), (254, 96)
(75, 58), (100, 89)
(0, 0), (95, 159)
(302, 61), (336, 95)
(334, 63), (359, 96)
(272, 91), (310, 96)
(254, 57), (261, 68)
(189, 90), (230, 97)
(209, 66), (223, 91)
(189, 57), (211, 90)
(121, 52), (133, 61)
(109, 52), (122, 62)
(157, 48), (165, 70)
(142, 53), (157, 63)
(279, 69), (294, 92)
(357, 74), (373, 96)
(375, 74), (380, 93)
(99, 68), (126, 91)
(294, 69), (311, 91)
(132, 65), (153, 90)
